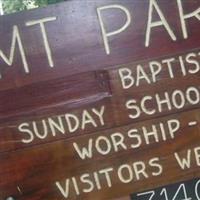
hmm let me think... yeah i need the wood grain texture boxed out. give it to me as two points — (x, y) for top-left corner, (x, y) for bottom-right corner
(0, 109), (200, 199)
(0, 0), (200, 200)
(114, 197), (130, 200)
(0, 50), (199, 153)
(0, 0), (199, 91)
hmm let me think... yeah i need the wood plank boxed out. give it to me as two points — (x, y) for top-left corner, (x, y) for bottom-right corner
(114, 196), (130, 200)
(109, 48), (200, 125)
(0, 108), (199, 199)
(0, 0), (199, 91)
(0, 1), (200, 199)
(0, 70), (113, 153)
(0, 70), (111, 123)
(0, 47), (199, 153)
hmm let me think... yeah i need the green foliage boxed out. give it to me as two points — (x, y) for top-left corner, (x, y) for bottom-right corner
(2, 0), (28, 14)
(36, 0), (65, 6)
(2, 0), (65, 14)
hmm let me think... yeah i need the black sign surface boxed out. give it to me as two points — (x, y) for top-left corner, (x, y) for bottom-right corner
(131, 178), (200, 200)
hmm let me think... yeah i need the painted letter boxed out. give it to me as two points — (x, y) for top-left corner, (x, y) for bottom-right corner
(73, 139), (93, 160)
(174, 150), (191, 169)
(177, 0), (200, 39)
(119, 68), (134, 89)
(26, 17), (56, 67)
(55, 179), (70, 198)
(0, 25), (29, 75)
(18, 122), (34, 144)
(97, 5), (131, 54)
(146, 0), (176, 47)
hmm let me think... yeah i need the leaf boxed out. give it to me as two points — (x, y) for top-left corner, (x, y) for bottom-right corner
(2, 0), (66, 14)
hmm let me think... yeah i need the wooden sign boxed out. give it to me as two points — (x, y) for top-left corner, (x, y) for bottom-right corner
(0, 0), (200, 199)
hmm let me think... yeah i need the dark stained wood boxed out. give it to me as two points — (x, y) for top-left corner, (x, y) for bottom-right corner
(0, 70), (113, 153)
(0, 109), (199, 199)
(0, 47), (199, 154)
(0, 0), (199, 91)
(109, 49), (200, 125)
(0, 70), (111, 123)
(0, 0), (200, 200)
(114, 197), (130, 200)
(0, 64), (199, 153)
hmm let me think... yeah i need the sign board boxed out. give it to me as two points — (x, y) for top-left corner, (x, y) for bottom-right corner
(0, 0), (200, 199)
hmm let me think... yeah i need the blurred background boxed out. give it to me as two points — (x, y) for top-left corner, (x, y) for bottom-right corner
(0, 0), (66, 15)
